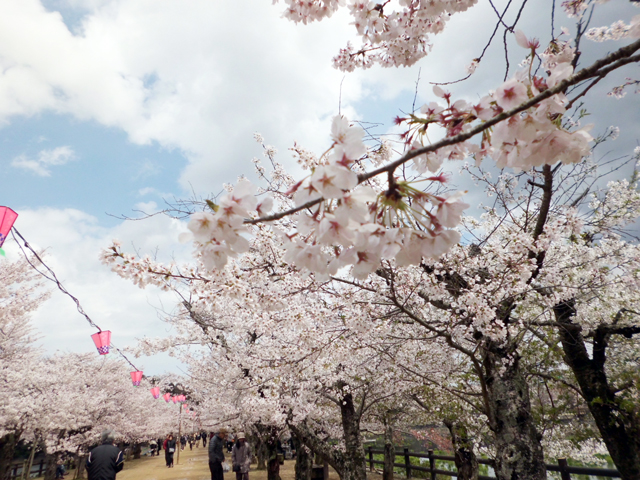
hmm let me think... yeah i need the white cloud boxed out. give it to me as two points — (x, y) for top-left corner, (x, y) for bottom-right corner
(11, 145), (76, 176)
(138, 187), (155, 196)
(0, 0), (364, 193)
(134, 200), (158, 212)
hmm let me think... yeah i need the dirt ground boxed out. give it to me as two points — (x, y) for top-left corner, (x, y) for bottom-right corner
(46, 446), (346, 480)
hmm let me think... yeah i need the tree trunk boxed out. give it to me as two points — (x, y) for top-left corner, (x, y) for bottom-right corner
(24, 442), (37, 480)
(74, 454), (87, 479)
(133, 442), (142, 459)
(483, 349), (546, 480)
(295, 442), (312, 480)
(339, 393), (367, 480)
(383, 417), (395, 480)
(267, 429), (281, 480)
(554, 300), (640, 480)
(443, 419), (478, 480)
(289, 392), (367, 480)
(0, 432), (18, 480)
(42, 453), (58, 480)
(252, 432), (268, 470)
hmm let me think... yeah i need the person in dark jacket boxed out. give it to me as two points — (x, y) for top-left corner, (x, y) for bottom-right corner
(202, 431), (208, 448)
(86, 430), (124, 480)
(208, 428), (227, 480)
(157, 437), (164, 456)
(163, 434), (176, 467)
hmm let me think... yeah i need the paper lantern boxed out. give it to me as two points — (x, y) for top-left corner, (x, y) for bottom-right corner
(150, 387), (161, 399)
(172, 396), (178, 404)
(163, 393), (171, 402)
(180, 395), (186, 402)
(130, 371), (143, 386)
(90, 330), (111, 355)
(0, 207), (18, 249)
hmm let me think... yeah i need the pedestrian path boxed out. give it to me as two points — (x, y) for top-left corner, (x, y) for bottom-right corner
(44, 445), (344, 480)
(117, 445), (212, 480)
(115, 446), (310, 480)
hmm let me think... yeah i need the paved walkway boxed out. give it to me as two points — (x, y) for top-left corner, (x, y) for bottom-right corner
(117, 446), (212, 480)
(45, 445), (344, 480)
(116, 447), (343, 480)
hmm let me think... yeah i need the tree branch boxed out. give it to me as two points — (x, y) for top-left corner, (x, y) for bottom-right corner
(246, 39), (640, 226)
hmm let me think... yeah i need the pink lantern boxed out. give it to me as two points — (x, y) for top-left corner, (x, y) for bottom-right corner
(183, 403), (188, 409)
(150, 387), (161, 399)
(0, 207), (18, 249)
(180, 395), (186, 402)
(130, 371), (143, 386)
(163, 393), (171, 402)
(172, 396), (178, 404)
(90, 330), (111, 355)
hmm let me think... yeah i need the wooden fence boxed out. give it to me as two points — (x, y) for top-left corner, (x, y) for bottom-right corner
(7, 458), (46, 480)
(367, 447), (621, 480)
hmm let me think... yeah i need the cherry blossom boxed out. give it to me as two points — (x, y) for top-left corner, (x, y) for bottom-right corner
(96, 4), (640, 479)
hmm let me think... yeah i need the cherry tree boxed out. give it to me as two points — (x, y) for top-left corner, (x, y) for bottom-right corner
(10, 352), (177, 480)
(337, 148), (640, 479)
(0, 257), (48, 479)
(101, 1), (640, 479)
(0, 255), (178, 479)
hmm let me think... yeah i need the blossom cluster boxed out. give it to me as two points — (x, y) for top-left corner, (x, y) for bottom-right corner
(274, 0), (344, 24)
(586, 16), (640, 42)
(275, 0), (477, 70)
(607, 78), (640, 99)
(184, 114), (469, 279)
(178, 180), (273, 270)
(397, 32), (593, 172)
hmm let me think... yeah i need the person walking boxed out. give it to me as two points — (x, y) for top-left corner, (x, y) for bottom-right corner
(157, 437), (164, 456)
(163, 434), (176, 468)
(231, 432), (251, 480)
(149, 439), (157, 457)
(180, 435), (187, 451)
(208, 428), (227, 480)
(202, 431), (208, 448)
(86, 430), (124, 480)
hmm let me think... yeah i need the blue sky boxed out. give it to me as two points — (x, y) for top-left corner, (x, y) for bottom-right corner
(2, 113), (186, 225)
(0, 0), (638, 374)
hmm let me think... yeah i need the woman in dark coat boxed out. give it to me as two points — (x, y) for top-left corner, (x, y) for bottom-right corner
(163, 434), (177, 468)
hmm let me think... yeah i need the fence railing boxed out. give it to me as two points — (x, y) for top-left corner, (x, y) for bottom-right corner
(366, 447), (621, 480)
(7, 458), (46, 480)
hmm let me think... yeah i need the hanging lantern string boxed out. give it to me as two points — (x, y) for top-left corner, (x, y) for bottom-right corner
(11, 227), (142, 374)
(12, 228), (102, 331)
(110, 343), (140, 371)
